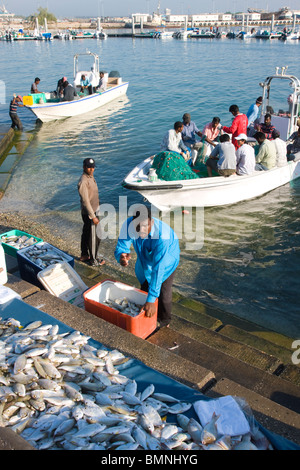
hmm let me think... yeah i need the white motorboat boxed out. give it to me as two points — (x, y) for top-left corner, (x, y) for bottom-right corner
(122, 67), (300, 211)
(173, 29), (190, 40)
(189, 29), (216, 38)
(23, 51), (128, 123)
(153, 30), (174, 39)
(122, 157), (300, 211)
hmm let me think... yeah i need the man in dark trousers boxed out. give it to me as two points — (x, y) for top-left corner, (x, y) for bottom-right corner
(114, 206), (180, 328)
(77, 158), (105, 267)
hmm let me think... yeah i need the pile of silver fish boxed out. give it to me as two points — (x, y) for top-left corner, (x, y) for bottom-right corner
(0, 317), (273, 450)
(20, 245), (70, 269)
(1, 235), (38, 251)
(103, 297), (142, 317)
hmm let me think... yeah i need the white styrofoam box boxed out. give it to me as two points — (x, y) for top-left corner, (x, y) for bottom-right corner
(37, 262), (87, 308)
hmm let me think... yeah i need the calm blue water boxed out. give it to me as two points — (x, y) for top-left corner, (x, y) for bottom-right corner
(0, 37), (299, 338)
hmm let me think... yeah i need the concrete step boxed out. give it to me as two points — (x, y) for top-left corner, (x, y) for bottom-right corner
(177, 296), (296, 350)
(147, 326), (300, 415)
(169, 314), (283, 374)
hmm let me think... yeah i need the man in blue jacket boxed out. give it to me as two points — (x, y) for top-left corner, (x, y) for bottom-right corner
(114, 207), (180, 328)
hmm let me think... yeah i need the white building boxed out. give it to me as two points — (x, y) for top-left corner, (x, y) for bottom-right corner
(218, 14), (232, 21)
(190, 14), (219, 22)
(165, 14), (188, 23)
(235, 13), (261, 21)
(132, 13), (150, 23)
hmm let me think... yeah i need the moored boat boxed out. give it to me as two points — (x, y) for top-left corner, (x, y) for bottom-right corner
(189, 29), (216, 38)
(122, 157), (300, 211)
(23, 51), (128, 123)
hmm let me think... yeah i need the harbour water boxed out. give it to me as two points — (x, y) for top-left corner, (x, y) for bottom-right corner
(0, 37), (299, 338)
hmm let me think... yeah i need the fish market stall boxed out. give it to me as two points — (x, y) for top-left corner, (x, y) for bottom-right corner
(0, 298), (298, 451)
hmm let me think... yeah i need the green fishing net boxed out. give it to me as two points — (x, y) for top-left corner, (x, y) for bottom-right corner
(151, 151), (199, 181)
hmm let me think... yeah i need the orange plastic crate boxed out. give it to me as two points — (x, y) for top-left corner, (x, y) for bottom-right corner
(83, 279), (158, 339)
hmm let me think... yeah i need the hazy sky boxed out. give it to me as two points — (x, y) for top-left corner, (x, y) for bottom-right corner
(3, 0), (298, 18)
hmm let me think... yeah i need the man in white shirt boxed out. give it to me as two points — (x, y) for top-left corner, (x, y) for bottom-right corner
(235, 133), (256, 175)
(96, 71), (107, 92)
(206, 134), (236, 177)
(160, 121), (190, 160)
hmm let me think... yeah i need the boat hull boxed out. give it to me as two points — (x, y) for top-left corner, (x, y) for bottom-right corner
(123, 158), (300, 211)
(26, 82), (129, 123)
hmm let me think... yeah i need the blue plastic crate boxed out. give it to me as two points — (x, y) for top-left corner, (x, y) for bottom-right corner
(17, 242), (74, 288)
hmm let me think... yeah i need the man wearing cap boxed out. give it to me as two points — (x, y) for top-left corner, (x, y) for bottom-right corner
(235, 134), (256, 175)
(247, 96), (263, 135)
(9, 95), (24, 131)
(78, 158), (105, 267)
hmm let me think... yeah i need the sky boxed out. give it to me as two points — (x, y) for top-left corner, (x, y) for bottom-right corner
(2, 1), (299, 19)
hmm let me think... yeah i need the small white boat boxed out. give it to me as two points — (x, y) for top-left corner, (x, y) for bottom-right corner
(173, 29), (190, 40)
(122, 157), (300, 211)
(94, 30), (107, 39)
(153, 30), (174, 39)
(122, 67), (300, 211)
(23, 51), (128, 123)
(189, 29), (216, 38)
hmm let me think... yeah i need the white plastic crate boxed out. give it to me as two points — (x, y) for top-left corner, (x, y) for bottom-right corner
(37, 262), (88, 308)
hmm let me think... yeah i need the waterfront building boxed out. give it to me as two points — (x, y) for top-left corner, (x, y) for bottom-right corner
(235, 13), (261, 21)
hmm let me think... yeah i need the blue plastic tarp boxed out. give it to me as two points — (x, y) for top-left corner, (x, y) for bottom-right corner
(0, 298), (299, 451)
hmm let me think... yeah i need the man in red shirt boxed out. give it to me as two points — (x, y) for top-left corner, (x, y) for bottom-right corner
(222, 105), (248, 150)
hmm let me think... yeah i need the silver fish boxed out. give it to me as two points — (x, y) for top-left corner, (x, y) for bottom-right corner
(140, 383), (155, 401)
(167, 402), (192, 414)
(53, 418), (76, 436)
(187, 418), (203, 443)
(201, 413), (220, 445)
(13, 354), (27, 374)
(72, 423), (106, 438)
(233, 433), (258, 451)
(0, 317), (272, 452)
(152, 392), (180, 403)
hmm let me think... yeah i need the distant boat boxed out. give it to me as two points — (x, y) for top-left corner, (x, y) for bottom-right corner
(189, 29), (215, 38)
(23, 51), (128, 123)
(153, 30), (174, 38)
(173, 29), (190, 39)
(280, 30), (299, 41)
(255, 29), (283, 39)
(134, 31), (155, 38)
(71, 31), (94, 39)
